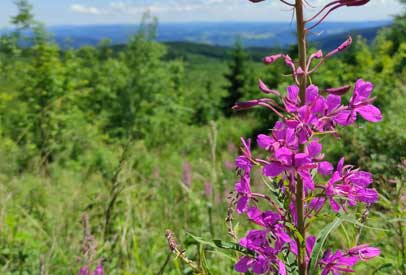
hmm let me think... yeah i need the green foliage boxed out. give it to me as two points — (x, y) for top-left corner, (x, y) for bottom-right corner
(222, 39), (256, 116)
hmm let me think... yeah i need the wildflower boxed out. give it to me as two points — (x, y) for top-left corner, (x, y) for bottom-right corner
(247, 207), (293, 246)
(257, 121), (297, 152)
(335, 79), (382, 125)
(319, 250), (359, 275)
(347, 244), (381, 260)
(182, 162), (193, 188)
(78, 267), (90, 275)
(235, 138), (254, 213)
(93, 265), (104, 275)
(263, 147), (317, 191)
(325, 159), (378, 212)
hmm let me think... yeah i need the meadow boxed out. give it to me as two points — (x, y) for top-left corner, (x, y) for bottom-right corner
(0, 1), (405, 274)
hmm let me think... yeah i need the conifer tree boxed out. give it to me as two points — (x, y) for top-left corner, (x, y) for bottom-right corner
(222, 39), (252, 116)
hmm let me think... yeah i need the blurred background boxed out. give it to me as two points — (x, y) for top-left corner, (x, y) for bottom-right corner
(0, 0), (405, 274)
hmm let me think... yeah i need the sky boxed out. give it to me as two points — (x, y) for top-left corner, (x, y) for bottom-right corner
(0, 0), (403, 27)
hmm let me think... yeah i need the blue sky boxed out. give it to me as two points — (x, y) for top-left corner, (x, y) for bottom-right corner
(0, 0), (403, 26)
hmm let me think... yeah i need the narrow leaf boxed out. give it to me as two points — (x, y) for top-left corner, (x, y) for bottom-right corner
(308, 218), (342, 274)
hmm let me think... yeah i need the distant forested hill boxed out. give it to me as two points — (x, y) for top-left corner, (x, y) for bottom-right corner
(153, 24), (391, 62)
(44, 21), (391, 48)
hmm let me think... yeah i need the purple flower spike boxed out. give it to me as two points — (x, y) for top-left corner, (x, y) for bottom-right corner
(78, 267), (90, 275)
(93, 265), (104, 275)
(235, 138), (254, 214)
(231, 5), (381, 273)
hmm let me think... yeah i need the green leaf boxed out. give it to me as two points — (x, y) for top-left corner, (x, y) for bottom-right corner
(285, 222), (304, 245)
(372, 263), (393, 274)
(186, 233), (247, 260)
(308, 217), (342, 274)
(213, 239), (255, 256)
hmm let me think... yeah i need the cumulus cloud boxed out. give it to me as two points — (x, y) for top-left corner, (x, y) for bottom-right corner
(70, 4), (102, 15)
(69, 0), (402, 21)
(70, 0), (244, 16)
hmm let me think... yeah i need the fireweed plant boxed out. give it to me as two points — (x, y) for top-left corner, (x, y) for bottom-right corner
(230, 0), (382, 274)
(77, 214), (104, 275)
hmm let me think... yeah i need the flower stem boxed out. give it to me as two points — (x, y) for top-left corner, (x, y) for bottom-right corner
(295, 0), (308, 274)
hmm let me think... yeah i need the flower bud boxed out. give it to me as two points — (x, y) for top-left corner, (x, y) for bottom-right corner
(325, 85), (351, 95)
(263, 54), (283, 64)
(340, 0), (370, 6)
(337, 36), (352, 52)
(296, 67), (304, 75)
(259, 80), (280, 96)
(233, 98), (274, 110)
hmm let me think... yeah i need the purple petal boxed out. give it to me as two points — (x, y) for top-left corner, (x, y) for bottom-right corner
(306, 141), (322, 158)
(263, 162), (286, 177)
(335, 110), (356, 126)
(275, 147), (293, 165)
(236, 196), (250, 214)
(247, 207), (265, 226)
(355, 188), (379, 203)
(329, 198), (341, 212)
(326, 94), (341, 112)
(318, 161), (334, 175)
(306, 236), (316, 256)
(306, 85), (319, 104)
(337, 158), (345, 172)
(235, 256), (251, 272)
(349, 171), (373, 187)
(299, 170), (315, 191)
(356, 105), (382, 122)
(309, 197), (326, 212)
(354, 79), (373, 102)
(278, 260), (287, 275)
(93, 266), (104, 275)
(257, 134), (274, 150)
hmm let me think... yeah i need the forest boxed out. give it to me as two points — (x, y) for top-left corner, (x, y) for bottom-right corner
(0, 0), (405, 274)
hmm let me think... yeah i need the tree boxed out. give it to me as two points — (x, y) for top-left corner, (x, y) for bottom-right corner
(222, 39), (253, 116)
(11, 0), (34, 29)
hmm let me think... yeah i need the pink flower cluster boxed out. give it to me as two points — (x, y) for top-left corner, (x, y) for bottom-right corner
(78, 265), (104, 275)
(232, 38), (381, 274)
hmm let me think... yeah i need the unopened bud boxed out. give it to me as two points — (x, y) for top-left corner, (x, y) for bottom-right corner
(313, 50), (323, 59)
(233, 98), (274, 110)
(326, 85), (351, 95)
(258, 79), (280, 96)
(263, 54), (283, 64)
(340, 0), (370, 6)
(296, 67), (304, 75)
(337, 36), (352, 52)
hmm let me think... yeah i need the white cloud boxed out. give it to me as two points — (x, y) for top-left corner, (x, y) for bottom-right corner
(69, 0), (403, 22)
(70, 0), (243, 17)
(70, 4), (102, 15)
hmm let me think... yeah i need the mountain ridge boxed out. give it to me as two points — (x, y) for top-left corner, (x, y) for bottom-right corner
(44, 21), (391, 48)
